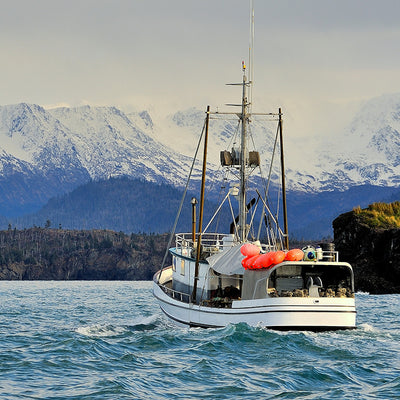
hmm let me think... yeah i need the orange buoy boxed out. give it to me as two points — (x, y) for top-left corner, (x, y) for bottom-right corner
(285, 248), (304, 261)
(243, 254), (260, 270)
(248, 254), (261, 269)
(269, 250), (285, 266)
(253, 253), (270, 269)
(240, 243), (260, 257)
(259, 252), (274, 269)
(243, 249), (286, 270)
(241, 256), (250, 268)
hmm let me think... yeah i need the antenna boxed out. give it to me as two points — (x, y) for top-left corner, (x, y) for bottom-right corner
(248, 0), (254, 112)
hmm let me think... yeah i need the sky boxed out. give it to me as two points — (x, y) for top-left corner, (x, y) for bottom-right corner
(1, 0), (400, 138)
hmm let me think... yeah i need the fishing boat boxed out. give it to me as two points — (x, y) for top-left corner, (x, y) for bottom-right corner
(153, 8), (356, 331)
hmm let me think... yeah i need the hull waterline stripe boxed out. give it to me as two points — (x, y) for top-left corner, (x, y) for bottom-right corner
(154, 291), (356, 316)
(232, 303), (356, 311)
(159, 307), (224, 328)
(159, 307), (356, 331)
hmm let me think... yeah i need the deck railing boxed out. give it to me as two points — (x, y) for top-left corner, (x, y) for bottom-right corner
(175, 232), (229, 250)
(160, 283), (191, 303)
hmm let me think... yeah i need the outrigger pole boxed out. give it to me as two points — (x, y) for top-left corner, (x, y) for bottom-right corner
(191, 105), (210, 304)
(278, 107), (289, 249)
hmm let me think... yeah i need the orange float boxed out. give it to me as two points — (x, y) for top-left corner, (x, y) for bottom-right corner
(242, 250), (288, 270)
(240, 243), (260, 257)
(285, 248), (304, 261)
(253, 253), (271, 269)
(244, 254), (260, 270)
(261, 253), (275, 268)
(269, 251), (285, 265)
(241, 256), (250, 268)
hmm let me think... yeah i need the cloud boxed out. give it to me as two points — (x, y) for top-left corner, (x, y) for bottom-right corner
(0, 0), (399, 137)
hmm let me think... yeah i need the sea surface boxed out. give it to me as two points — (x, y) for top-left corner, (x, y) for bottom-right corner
(0, 281), (399, 400)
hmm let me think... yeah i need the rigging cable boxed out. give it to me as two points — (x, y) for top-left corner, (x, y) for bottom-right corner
(257, 120), (280, 240)
(158, 117), (207, 276)
(203, 117), (242, 233)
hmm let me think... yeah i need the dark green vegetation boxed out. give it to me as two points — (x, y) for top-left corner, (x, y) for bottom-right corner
(334, 201), (400, 294)
(353, 201), (400, 229)
(0, 227), (169, 280)
(1, 177), (399, 239)
(9, 177), (232, 235)
(2, 199), (400, 290)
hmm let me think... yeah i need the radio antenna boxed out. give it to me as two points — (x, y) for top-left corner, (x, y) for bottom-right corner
(248, 0), (254, 112)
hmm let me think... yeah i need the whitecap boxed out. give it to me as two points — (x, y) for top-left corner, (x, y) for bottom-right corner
(133, 314), (158, 326)
(358, 323), (378, 332)
(75, 324), (128, 337)
(76, 315), (161, 337)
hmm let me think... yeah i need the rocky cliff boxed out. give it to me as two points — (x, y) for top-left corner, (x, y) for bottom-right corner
(333, 208), (400, 294)
(0, 228), (169, 280)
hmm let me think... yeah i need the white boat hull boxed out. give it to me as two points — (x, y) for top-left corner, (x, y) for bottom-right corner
(153, 279), (356, 330)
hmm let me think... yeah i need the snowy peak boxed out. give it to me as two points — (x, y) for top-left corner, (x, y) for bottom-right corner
(349, 93), (400, 137)
(346, 93), (400, 156)
(0, 103), (200, 188)
(138, 110), (153, 129)
(0, 103), (84, 178)
(1, 93), (400, 217)
(286, 92), (400, 192)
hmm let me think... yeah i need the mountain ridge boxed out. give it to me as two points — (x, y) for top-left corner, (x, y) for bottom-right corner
(1, 93), (400, 237)
(6, 177), (399, 240)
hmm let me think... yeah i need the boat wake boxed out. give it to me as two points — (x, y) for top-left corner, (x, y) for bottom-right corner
(125, 314), (160, 331)
(75, 324), (128, 337)
(75, 314), (160, 337)
(358, 322), (377, 332)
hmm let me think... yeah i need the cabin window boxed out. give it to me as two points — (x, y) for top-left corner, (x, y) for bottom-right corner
(181, 259), (185, 276)
(172, 256), (176, 272)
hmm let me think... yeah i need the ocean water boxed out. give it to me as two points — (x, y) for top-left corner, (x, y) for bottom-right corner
(0, 282), (398, 400)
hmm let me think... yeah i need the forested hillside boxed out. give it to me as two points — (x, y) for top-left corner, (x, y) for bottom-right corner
(10, 177), (233, 234)
(0, 227), (169, 280)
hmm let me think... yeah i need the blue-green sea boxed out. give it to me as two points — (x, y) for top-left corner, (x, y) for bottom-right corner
(0, 281), (399, 399)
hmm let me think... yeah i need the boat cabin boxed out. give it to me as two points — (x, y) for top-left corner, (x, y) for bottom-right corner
(158, 233), (355, 307)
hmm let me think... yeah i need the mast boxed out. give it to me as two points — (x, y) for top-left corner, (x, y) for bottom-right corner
(191, 105), (210, 304)
(239, 63), (249, 242)
(238, 1), (254, 243)
(279, 107), (289, 249)
(191, 197), (197, 243)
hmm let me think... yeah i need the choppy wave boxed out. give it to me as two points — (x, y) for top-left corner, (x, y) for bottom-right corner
(76, 314), (160, 337)
(76, 324), (128, 337)
(0, 281), (399, 399)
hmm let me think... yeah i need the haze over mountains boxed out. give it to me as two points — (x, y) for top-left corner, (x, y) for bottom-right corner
(297, 93), (400, 191)
(0, 92), (400, 238)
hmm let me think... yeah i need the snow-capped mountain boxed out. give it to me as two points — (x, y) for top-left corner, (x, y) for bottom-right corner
(1, 93), (400, 218)
(0, 103), (199, 184)
(47, 105), (198, 184)
(137, 106), (281, 190)
(289, 93), (400, 191)
(0, 103), (205, 214)
(145, 94), (400, 193)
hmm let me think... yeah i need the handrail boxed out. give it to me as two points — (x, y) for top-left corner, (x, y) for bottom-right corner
(158, 282), (191, 303)
(175, 232), (228, 247)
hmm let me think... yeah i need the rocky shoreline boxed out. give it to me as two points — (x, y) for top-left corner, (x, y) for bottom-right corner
(333, 210), (400, 294)
(2, 217), (400, 295)
(0, 228), (168, 281)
